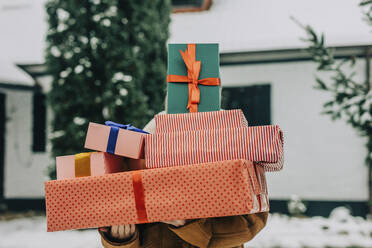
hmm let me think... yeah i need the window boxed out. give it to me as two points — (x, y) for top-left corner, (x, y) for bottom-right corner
(0, 92), (5, 199)
(222, 84), (271, 126)
(172, 0), (203, 7)
(32, 92), (46, 152)
(172, 0), (212, 13)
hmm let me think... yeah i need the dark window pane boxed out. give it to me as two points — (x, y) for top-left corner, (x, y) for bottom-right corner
(33, 92), (46, 152)
(172, 0), (203, 7)
(222, 84), (271, 126)
(0, 92), (5, 199)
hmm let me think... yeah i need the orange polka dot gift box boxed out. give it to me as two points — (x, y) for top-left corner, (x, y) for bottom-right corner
(45, 159), (268, 232)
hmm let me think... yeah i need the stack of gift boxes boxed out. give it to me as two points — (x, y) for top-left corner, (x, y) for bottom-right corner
(45, 43), (284, 232)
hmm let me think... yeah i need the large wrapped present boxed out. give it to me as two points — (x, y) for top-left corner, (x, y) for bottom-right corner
(84, 121), (148, 159)
(56, 152), (126, 180)
(45, 159), (265, 232)
(155, 109), (248, 133)
(167, 43), (221, 114)
(145, 125), (284, 172)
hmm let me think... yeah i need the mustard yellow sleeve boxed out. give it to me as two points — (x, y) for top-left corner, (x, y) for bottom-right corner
(99, 229), (140, 248)
(168, 212), (268, 248)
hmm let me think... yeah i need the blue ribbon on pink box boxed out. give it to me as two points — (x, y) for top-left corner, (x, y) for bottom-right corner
(105, 121), (149, 154)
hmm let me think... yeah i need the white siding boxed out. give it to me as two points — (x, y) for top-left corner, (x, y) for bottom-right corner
(170, 0), (371, 53)
(221, 59), (368, 201)
(2, 89), (51, 198)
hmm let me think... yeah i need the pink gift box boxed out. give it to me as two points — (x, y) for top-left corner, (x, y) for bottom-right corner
(145, 125), (284, 172)
(56, 152), (126, 180)
(155, 109), (248, 133)
(84, 122), (146, 159)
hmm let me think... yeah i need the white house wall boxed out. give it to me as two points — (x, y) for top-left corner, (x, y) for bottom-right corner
(3, 59), (368, 201)
(170, 0), (372, 53)
(3, 89), (51, 198)
(220, 59), (368, 201)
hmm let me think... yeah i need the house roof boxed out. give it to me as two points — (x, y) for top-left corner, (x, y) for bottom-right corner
(0, 0), (46, 85)
(169, 0), (372, 53)
(0, 60), (33, 85)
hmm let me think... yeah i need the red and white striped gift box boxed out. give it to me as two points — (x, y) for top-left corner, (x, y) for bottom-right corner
(154, 109), (248, 133)
(145, 125), (284, 172)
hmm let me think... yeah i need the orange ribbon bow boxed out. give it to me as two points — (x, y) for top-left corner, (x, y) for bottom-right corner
(167, 44), (221, 113)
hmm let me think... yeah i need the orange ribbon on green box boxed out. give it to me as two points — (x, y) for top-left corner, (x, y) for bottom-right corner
(167, 44), (221, 113)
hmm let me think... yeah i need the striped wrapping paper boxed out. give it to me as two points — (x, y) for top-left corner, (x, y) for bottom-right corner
(155, 109), (248, 133)
(145, 125), (284, 172)
(254, 163), (270, 211)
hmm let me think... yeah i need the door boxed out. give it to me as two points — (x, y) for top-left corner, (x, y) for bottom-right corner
(0, 92), (5, 200)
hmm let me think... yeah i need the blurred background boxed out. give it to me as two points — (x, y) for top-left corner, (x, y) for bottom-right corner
(0, 0), (372, 247)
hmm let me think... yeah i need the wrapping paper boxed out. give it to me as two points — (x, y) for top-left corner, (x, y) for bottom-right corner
(254, 163), (269, 211)
(154, 109), (248, 133)
(84, 122), (146, 159)
(167, 43), (220, 114)
(56, 152), (126, 180)
(145, 125), (284, 172)
(45, 159), (265, 232)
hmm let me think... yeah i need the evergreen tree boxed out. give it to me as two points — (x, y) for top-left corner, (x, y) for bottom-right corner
(45, 0), (171, 178)
(295, 0), (372, 213)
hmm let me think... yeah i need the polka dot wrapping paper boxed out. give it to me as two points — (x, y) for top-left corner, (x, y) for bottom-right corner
(154, 109), (248, 133)
(45, 159), (266, 232)
(145, 125), (284, 172)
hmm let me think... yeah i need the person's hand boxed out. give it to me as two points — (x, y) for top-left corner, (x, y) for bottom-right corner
(161, 220), (187, 227)
(99, 224), (136, 240)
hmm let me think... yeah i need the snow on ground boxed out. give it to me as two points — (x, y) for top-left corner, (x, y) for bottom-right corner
(0, 216), (100, 248)
(0, 207), (371, 248)
(247, 207), (372, 248)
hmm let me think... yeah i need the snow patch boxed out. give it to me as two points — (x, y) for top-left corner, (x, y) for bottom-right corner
(50, 46), (61, 57)
(56, 8), (70, 22)
(1, 207), (371, 248)
(74, 65), (84, 74)
(247, 207), (372, 248)
(73, 117), (86, 126)
(119, 88), (128, 96)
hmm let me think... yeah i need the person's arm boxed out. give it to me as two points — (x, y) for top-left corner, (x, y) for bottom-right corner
(168, 212), (268, 248)
(99, 225), (139, 248)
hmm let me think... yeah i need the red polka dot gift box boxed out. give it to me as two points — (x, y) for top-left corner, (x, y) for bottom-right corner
(45, 159), (266, 232)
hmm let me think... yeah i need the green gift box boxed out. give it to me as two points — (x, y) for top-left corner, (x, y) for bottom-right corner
(166, 43), (221, 114)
